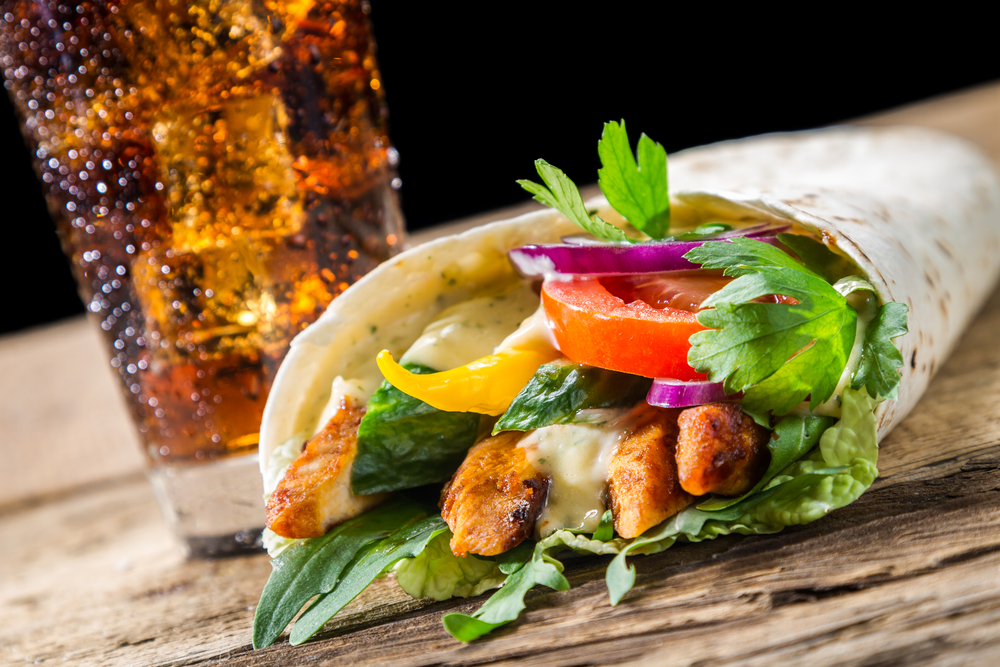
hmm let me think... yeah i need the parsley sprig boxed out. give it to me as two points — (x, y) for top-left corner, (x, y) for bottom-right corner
(518, 120), (670, 242)
(685, 234), (907, 414)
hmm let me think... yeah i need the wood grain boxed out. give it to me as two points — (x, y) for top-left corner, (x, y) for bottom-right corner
(0, 317), (143, 507)
(2, 83), (1000, 666)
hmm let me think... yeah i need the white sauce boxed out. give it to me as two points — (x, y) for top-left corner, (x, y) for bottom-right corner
(400, 281), (540, 370)
(312, 282), (542, 432)
(313, 376), (375, 436)
(495, 303), (559, 353)
(518, 409), (636, 537)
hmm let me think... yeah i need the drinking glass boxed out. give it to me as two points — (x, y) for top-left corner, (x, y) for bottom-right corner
(0, 0), (403, 556)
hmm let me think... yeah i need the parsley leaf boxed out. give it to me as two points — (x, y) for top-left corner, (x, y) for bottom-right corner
(597, 120), (670, 239)
(518, 160), (630, 243)
(852, 301), (908, 399)
(685, 237), (858, 414)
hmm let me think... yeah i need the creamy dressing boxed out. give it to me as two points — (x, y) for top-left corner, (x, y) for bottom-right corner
(312, 376), (376, 436)
(518, 409), (637, 537)
(400, 281), (540, 370)
(495, 303), (559, 353)
(311, 282), (540, 434)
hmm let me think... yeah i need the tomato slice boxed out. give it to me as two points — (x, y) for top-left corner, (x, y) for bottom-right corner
(600, 270), (731, 313)
(542, 275), (716, 380)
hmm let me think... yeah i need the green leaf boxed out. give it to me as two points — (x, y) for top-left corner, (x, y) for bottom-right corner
(852, 302), (909, 399)
(352, 363), (480, 495)
(596, 120), (670, 239)
(394, 530), (505, 602)
(494, 360), (652, 434)
(686, 238), (858, 413)
(442, 541), (569, 642)
(697, 414), (837, 511)
(518, 160), (630, 243)
(289, 514), (448, 645)
(592, 510), (615, 541)
(252, 501), (428, 649)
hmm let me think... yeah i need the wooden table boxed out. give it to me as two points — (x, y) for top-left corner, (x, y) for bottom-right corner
(3, 83), (1000, 667)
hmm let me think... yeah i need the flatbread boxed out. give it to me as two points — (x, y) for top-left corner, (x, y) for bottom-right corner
(259, 125), (1000, 472)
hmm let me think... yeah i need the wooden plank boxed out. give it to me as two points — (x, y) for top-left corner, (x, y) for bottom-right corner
(0, 317), (144, 507)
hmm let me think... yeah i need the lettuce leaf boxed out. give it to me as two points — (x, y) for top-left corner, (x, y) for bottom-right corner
(394, 531), (506, 601)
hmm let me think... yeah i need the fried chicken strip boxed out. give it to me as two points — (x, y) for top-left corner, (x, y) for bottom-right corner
(265, 399), (389, 539)
(608, 408), (694, 539)
(675, 403), (770, 497)
(440, 431), (549, 557)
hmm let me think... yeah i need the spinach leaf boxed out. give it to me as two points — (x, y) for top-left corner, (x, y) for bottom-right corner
(252, 501), (428, 649)
(352, 363), (480, 495)
(696, 414), (837, 511)
(290, 514), (448, 645)
(494, 360), (651, 434)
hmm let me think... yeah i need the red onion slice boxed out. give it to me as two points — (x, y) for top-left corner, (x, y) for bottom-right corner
(510, 236), (783, 278)
(646, 378), (742, 409)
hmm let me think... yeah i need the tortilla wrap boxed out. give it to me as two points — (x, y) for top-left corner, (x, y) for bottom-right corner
(259, 125), (1000, 473)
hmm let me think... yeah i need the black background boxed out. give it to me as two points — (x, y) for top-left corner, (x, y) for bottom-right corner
(2, 5), (996, 334)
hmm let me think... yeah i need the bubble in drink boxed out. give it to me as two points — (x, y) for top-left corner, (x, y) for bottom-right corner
(2, 0), (403, 464)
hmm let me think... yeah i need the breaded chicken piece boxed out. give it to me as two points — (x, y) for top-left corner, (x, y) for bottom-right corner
(266, 399), (389, 539)
(440, 431), (549, 557)
(608, 408), (694, 539)
(675, 403), (770, 497)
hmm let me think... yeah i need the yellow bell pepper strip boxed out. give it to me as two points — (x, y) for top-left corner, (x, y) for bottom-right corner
(375, 346), (562, 416)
